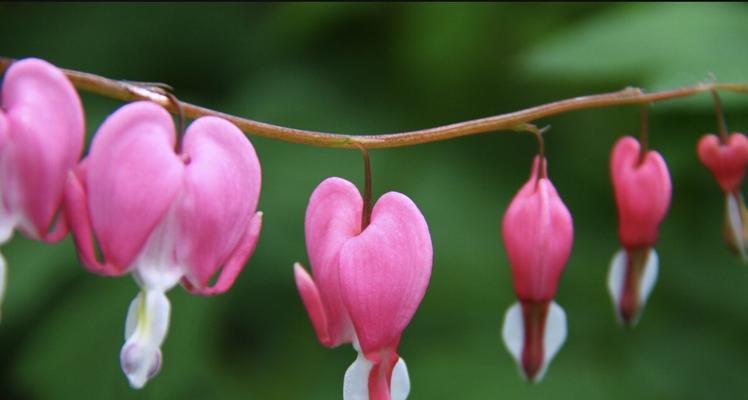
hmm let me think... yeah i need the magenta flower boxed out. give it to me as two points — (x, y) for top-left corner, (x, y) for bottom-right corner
(0, 58), (84, 317)
(64, 101), (262, 388)
(501, 156), (572, 383)
(294, 177), (432, 400)
(608, 136), (671, 327)
(698, 133), (748, 260)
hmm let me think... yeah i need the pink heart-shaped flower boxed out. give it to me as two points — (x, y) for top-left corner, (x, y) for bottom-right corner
(0, 58), (84, 241)
(698, 133), (748, 194)
(66, 101), (262, 294)
(610, 136), (671, 249)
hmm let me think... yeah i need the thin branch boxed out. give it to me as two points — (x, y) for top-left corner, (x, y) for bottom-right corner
(1, 56), (746, 149)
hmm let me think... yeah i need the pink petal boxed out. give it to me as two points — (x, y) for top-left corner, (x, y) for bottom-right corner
(303, 177), (363, 347)
(339, 192), (432, 357)
(0, 58), (84, 239)
(64, 162), (125, 276)
(698, 133), (748, 193)
(86, 102), (183, 270)
(502, 157), (574, 302)
(175, 116), (261, 289)
(294, 262), (331, 346)
(610, 136), (672, 249)
(183, 211), (262, 295)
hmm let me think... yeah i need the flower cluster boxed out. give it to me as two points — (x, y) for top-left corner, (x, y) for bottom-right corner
(1, 57), (745, 397)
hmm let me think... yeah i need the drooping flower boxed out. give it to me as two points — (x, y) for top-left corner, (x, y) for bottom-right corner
(0, 58), (84, 318)
(64, 101), (262, 388)
(608, 136), (671, 327)
(295, 177), (432, 400)
(697, 133), (748, 261)
(501, 156), (572, 383)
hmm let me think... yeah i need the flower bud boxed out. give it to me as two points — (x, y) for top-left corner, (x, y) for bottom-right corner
(501, 156), (572, 383)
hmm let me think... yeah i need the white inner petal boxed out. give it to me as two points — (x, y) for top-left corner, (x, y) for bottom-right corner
(390, 357), (411, 400)
(501, 301), (567, 383)
(120, 290), (171, 389)
(501, 301), (523, 370)
(607, 248), (659, 326)
(607, 249), (626, 325)
(726, 194), (747, 260)
(343, 346), (411, 400)
(639, 248), (659, 313)
(131, 207), (183, 292)
(343, 351), (372, 400)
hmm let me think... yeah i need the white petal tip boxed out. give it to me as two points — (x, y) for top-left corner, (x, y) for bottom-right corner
(607, 248), (658, 328)
(121, 344), (162, 389)
(120, 290), (171, 389)
(501, 301), (567, 383)
(391, 358), (411, 400)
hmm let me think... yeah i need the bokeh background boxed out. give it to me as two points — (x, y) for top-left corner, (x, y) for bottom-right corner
(1, 3), (748, 399)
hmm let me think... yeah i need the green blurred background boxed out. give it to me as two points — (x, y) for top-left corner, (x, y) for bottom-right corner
(1, 3), (748, 399)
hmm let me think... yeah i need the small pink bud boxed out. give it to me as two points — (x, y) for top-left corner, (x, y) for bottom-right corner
(608, 136), (671, 327)
(502, 156), (573, 303)
(501, 156), (572, 383)
(697, 133), (748, 194)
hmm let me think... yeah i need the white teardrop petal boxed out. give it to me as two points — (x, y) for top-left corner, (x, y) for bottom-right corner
(391, 357), (411, 400)
(639, 248), (659, 312)
(343, 351), (373, 400)
(501, 302), (523, 370)
(607, 249), (626, 325)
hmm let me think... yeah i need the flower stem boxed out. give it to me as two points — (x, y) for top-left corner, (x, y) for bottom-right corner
(1, 56), (746, 149)
(356, 144), (373, 230)
(638, 104), (649, 165)
(710, 89), (730, 143)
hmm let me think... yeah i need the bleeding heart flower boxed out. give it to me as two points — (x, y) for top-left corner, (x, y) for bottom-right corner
(608, 136), (671, 327)
(64, 101), (262, 388)
(0, 58), (84, 318)
(501, 156), (572, 383)
(295, 177), (432, 400)
(697, 133), (748, 261)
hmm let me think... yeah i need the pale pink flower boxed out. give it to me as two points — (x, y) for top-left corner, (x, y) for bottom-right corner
(0, 58), (84, 317)
(65, 101), (262, 388)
